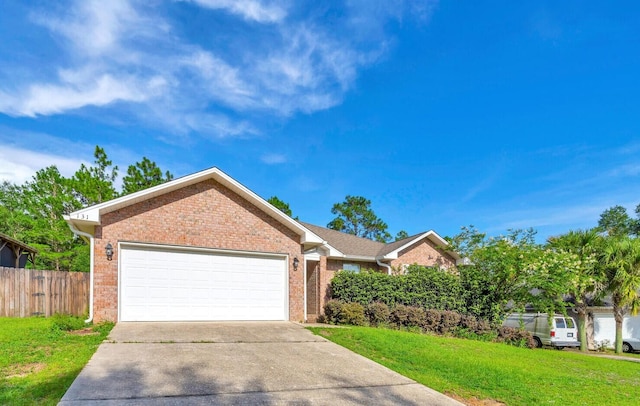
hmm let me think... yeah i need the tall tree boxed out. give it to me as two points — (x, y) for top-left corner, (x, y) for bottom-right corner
(22, 166), (80, 271)
(121, 157), (174, 195)
(602, 237), (640, 353)
(547, 229), (604, 351)
(72, 146), (118, 206)
(598, 206), (636, 237)
(327, 195), (391, 242)
(268, 196), (293, 217)
(0, 181), (31, 240)
(395, 230), (409, 241)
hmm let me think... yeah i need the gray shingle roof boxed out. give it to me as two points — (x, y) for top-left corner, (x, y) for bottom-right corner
(299, 222), (457, 260)
(299, 222), (385, 258)
(376, 232), (426, 257)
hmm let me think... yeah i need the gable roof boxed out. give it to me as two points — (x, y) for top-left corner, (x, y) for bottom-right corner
(64, 167), (324, 245)
(378, 231), (460, 260)
(0, 233), (38, 254)
(300, 222), (385, 258)
(300, 222), (459, 261)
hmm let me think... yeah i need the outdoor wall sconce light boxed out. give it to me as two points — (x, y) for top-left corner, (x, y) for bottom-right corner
(293, 257), (299, 271)
(105, 242), (114, 261)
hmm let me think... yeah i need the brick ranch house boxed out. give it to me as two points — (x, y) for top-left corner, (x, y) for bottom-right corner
(65, 167), (460, 323)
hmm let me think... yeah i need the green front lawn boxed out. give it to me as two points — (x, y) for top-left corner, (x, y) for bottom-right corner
(309, 326), (640, 406)
(0, 317), (113, 405)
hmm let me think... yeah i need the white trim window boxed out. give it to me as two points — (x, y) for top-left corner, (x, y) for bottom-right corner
(342, 263), (361, 273)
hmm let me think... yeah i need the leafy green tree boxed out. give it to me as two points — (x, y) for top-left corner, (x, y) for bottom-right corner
(22, 166), (80, 271)
(598, 206), (637, 237)
(452, 227), (584, 324)
(547, 229), (604, 351)
(327, 195), (391, 242)
(602, 237), (640, 353)
(268, 196), (293, 217)
(0, 181), (31, 240)
(72, 146), (118, 206)
(395, 230), (409, 241)
(121, 157), (174, 195)
(69, 244), (91, 273)
(446, 225), (486, 259)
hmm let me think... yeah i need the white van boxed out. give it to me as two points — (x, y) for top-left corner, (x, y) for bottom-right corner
(503, 313), (580, 349)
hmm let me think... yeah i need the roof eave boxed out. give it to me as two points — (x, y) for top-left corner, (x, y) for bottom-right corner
(0, 232), (38, 253)
(380, 230), (461, 261)
(65, 167), (324, 245)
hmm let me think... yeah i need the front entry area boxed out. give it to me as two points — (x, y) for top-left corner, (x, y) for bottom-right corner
(119, 244), (288, 322)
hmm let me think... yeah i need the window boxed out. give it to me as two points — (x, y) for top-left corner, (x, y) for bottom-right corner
(555, 318), (566, 328)
(342, 263), (360, 273)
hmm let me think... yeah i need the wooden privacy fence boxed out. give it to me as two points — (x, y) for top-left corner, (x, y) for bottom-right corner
(0, 267), (90, 317)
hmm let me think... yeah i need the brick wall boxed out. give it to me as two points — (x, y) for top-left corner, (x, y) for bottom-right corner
(390, 239), (456, 270)
(92, 178), (303, 322)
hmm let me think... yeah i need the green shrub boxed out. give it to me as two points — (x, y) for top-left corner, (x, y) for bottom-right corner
(323, 300), (344, 325)
(365, 302), (390, 326)
(406, 306), (426, 329)
(51, 313), (86, 332)
(340, 302), (367, 326)
(330, 267), (466, 312)
(475, 319), (492, 335)
(390, 304), (411, 328)
(440, 310), (462, 334)
(459, 314), (479, 331)
(423, 309), (442, 332)
(497, 326), (535, 348)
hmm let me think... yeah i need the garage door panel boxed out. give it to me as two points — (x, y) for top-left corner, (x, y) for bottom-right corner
(120, 246), (287, 321)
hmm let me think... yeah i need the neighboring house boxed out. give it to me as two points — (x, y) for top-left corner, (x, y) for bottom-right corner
(581, 307), (640, 350)
(0, 233), (37, 268)
(64, 167), (458, 323)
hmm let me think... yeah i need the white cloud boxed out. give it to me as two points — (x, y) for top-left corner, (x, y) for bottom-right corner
(0, 0), (418, 138)
(34, 0), (142, 57)
(261, 153), (287, 164)
(182, 113), (259, 138)
(1, 73), (164, 117)
(185, 0), (287, 23)
(0, 145), (88, 184)
(180, 50), (257, 109)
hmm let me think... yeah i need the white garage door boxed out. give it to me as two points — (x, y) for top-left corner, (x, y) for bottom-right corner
(120, 245), (288, 322)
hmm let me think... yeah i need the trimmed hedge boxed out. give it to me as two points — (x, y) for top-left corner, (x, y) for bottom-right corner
(322, 300), (535, 349)
(330, 266), (466, 312)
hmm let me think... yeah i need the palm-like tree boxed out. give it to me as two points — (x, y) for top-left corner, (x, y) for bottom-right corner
(602, 237), (640, 353)
(548, 229), (604, 351)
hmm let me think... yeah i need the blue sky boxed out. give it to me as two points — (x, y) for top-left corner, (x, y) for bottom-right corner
(1, 1), (639, 242)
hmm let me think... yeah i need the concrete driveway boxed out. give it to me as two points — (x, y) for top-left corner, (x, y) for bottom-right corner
(60, 322), (463, 405)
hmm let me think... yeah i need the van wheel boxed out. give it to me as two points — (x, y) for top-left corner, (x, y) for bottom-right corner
(533, 337), (542, 348)
(623, 342), (632, 353)
(555, 346), (564, 350)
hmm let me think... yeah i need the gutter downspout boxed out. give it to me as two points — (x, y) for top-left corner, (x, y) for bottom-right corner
(65, 219), (94, 324)
(376, 257), (392, 275)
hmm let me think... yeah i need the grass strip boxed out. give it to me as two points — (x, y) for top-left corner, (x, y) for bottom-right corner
(309, 326), (640, 406)
(0, 317), (113, 405)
